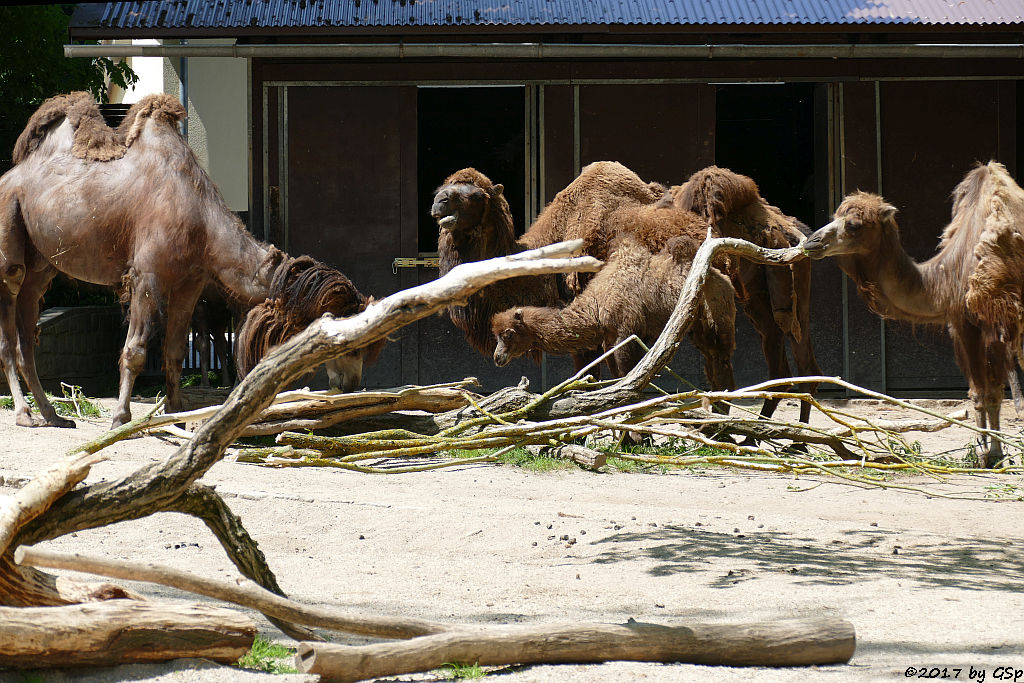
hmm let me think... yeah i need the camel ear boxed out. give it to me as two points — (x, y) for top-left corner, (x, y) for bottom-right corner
(513, 308), (524, 322)
(881, 203), (898, 220)
(491, 183), (504, 197)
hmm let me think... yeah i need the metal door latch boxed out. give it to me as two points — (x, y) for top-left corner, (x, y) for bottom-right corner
(392, 257), (440, 274)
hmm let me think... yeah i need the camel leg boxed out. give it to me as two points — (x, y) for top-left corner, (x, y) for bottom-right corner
(211, 318), (233, 386)
(162, 280), (206, 415)
(952, 323), (1009, 468)
(739, 270), (792, 421)
(0, 287), (39, 427)
(192, 301), (212, 388)
(13, 259), (74, 428)
(113, 272), (162, 428)
(689, 317), (735, 416)
(787, 259), (822, 424)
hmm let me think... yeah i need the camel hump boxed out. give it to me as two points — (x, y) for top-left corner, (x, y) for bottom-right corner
(12, 91), (127, 165)
(118, 93), (187, 147)
(676, 165), (761, 223)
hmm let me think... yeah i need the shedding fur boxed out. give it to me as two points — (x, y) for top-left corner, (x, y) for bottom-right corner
(521, 161), (667, 294)
(492, 228), (736, 392)
(12, 92), (127, 164)
(803, 161), (1024, 467)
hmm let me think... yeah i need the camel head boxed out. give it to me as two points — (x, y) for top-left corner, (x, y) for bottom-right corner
(491, 308), (533, 367)
(431, 168), (505, 236)
(803, 191), (898, 259)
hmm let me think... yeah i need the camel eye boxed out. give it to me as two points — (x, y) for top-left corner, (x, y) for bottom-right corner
(845, 219), (862, 233)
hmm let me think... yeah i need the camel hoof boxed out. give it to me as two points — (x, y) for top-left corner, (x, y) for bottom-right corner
(46, 415), (76, 429)
(15, 411), (45, 428)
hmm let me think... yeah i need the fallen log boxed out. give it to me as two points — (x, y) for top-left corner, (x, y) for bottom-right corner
(0, 601), (256, 669)
(295, 617), (856, 682)
(16, 545), (447, 640)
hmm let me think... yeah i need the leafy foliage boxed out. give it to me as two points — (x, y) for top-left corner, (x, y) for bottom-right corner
(0, 5), (138, 171)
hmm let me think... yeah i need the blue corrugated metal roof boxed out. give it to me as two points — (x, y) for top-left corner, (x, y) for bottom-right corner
(75, 0), (1024, 32)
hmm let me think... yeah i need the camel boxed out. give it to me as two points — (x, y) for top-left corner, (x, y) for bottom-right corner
(433, 163), (730, 376)
(432, 168), (565, 364)
(492, 227), (737, 394)
(0, 92), (370, 428)
(673, 166), (821, 422)
(235, 255), (385, 391)
(803, 161), (1024, 468)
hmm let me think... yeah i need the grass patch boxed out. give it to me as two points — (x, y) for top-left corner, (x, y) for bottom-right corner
(450, 447), (574, 472)
(440, 661), (487, 679)
(236, 634), (298, 674)
(0, 384), (103, 419)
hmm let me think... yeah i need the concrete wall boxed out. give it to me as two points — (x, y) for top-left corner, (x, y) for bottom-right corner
(161, 39), (250, 212)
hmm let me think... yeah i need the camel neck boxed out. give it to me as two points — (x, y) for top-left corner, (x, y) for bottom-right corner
(207, 210), (278, 305)
(840, 227), (945, 324)
(521, 303), (605, 354)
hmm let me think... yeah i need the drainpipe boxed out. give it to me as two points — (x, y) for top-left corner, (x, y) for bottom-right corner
(66, 42), (1024, 60)
(178, 39), (188, 139)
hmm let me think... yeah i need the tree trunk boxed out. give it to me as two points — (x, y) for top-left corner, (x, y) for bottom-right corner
(295, 618), (856, 682)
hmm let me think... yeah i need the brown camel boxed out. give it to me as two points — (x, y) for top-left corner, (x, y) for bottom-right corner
(235, 255), (385, 391)
(492, 228), (737, 394)
(803, 161), (1024, 468)
(0, 92), (369, 428)
(674, 166), (821, 422)
(432, 168), (565, 364)
(433, 163), (731, 377)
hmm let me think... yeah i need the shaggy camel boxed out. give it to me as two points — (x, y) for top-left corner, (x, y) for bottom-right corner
(434, 163), (730, 376)
(674, 166), (821, 421)
(235, 255), (384, 391)
(803, 161), (1024, 468)
(0, 92), (369, 428)
(492, 228), (737, 394)
(432, 168), (565, 364)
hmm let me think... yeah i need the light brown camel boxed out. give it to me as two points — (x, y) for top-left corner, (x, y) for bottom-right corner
(0, 92), (369, 428)
(434, 162), (733, 377)
(235, 255), (385, 391)
(674, 166), (821, 422)
(492, 227), (737, 394)
(432, 167), (566, 365)
(803, 161), (1024, 468)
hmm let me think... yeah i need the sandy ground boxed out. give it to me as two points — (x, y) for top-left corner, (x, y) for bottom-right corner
(0, 393), (1023, 683)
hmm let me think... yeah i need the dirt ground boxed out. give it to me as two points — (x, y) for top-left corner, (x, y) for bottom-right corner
(1, 392), (1023, 683)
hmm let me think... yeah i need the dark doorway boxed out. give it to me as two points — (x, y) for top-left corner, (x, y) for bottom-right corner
(417, 87), (526, 252)
(714, 83), (822, 227)
(713, 83), (839, 392)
